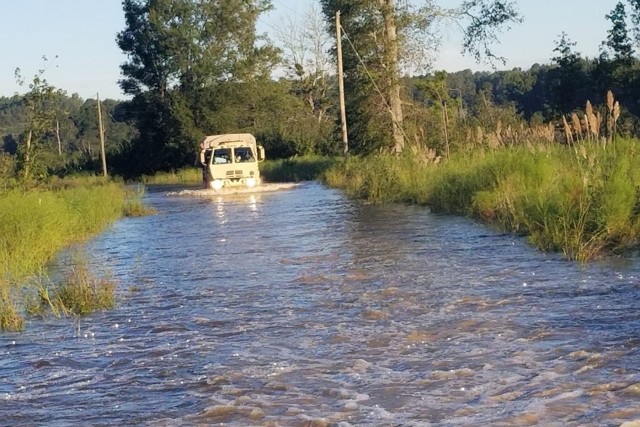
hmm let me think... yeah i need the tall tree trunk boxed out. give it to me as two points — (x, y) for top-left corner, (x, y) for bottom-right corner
(380, 0), (404, 153)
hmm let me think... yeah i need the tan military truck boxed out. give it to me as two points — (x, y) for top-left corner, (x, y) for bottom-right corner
(197, 133), (265, 190)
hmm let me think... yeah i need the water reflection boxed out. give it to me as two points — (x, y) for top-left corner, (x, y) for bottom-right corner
(215, 195), (226, 223)
(210, 193), (262, 225)
(1, 183), (640, 426)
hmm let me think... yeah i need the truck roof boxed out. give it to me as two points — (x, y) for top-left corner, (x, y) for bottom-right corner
(200, 133), (256, 149)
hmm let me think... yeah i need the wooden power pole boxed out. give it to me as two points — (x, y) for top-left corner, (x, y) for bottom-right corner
(55, 120), (62, 156)
(336, 11), (348, 156)
(96, 93), (107, 177)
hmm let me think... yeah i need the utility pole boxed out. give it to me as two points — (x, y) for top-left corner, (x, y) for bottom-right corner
(55, 120), (62, 156)
(97, 93), (107, 177)
(336, 11), (348, 156)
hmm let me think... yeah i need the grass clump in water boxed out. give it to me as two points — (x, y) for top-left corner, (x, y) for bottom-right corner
(49, 261), (117, 316)
(25, 260), (117, 318)
(2, 258), (119, 331)
(0, 283), (25, 332)
(123, 184), (157, 217)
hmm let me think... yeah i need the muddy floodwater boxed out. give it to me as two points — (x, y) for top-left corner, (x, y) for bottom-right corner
(2, 182), (640, 426)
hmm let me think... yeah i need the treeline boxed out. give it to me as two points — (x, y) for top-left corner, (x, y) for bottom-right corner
(439, 55), (640, 133)
(0, 94), (135, 178)
(2, 57), (638, 181)
(0, 81), (334, 180)
(405, 57), (640, 154)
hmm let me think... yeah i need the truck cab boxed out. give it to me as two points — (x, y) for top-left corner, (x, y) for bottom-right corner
(198, 133), (265, 190)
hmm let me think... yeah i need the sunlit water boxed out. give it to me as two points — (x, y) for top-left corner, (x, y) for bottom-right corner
(2, 182), (640, 426)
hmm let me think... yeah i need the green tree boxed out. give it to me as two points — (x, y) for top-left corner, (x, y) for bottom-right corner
(116, 0), (279, 175)
(414, 71), (462, 158)
(549, 32), (589, 115)
(629, 0), (640, 47)
(14, 65), (63, 181)
(319, 0), (521, 155)
(602, 2), (635, 62)
(0, 96), (28, 139)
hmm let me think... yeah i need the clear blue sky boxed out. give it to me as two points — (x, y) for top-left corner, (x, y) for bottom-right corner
(0, 0), (623, 101)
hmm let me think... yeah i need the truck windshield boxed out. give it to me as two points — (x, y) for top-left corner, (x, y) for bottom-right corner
(213, 148), (232, 164)
(234, 147), (255, 163)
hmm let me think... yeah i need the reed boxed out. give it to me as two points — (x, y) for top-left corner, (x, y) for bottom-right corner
(325, 139), (640, 261)
(17, 257), (117, 325)
(0, 257), (118, 331)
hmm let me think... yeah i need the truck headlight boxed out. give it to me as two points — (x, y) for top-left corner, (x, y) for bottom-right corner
(211, 179), (224, 190)
(246, 178), (257, 187)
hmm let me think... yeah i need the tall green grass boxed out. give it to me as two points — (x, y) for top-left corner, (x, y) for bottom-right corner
(0, 182), (126, 281)
(140, 168), (202, 185)
(261, 155), (340, 182)
(325, 139), (640, 261)
(41, 259), (116, 317)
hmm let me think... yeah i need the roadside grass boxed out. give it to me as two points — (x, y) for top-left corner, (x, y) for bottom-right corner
(0, 177), (151, 331)
(0, 183), (122, 282)
(261, 155), (340, 183)
(140, 168), (201, 185)
(324, 139), (640, 261)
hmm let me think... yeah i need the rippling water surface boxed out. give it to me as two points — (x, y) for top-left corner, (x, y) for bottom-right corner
(2, 183), (640, 426)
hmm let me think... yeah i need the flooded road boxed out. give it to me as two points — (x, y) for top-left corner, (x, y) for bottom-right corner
(2, 182), (640, 426)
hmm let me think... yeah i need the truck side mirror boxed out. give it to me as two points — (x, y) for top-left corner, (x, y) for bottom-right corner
(257, 145), (265, 162)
